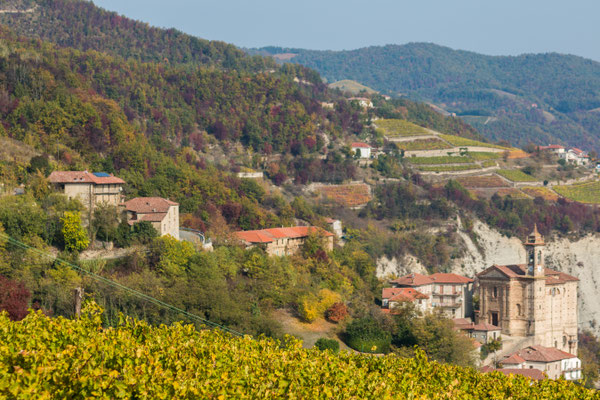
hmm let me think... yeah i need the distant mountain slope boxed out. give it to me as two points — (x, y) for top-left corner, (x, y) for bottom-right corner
(253, 44), (600, 151)
(0, 0), (273, 71)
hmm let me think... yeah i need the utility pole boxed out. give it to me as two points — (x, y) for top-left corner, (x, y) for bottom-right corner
(74, 287), (84, 318)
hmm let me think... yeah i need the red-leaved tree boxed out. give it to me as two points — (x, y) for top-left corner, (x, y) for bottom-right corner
(0, 275), (31, 321)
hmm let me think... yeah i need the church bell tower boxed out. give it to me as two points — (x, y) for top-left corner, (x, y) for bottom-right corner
(525, 224), (546, 338)
(525, 224), (545, 276)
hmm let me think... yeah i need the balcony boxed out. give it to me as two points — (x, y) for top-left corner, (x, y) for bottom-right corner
(432, 302), (462, 309)
(432, 291), (462, 297)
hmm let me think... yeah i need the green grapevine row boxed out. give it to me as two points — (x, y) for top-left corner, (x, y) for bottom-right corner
(0, 303), (597, 399)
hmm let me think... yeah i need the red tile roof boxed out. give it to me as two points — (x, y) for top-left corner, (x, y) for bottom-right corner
(471, 323), (501, 332)
(501, 354), (526, 365)
(453, 319), (499, 332)
(505, 345), (577, 363)
(390, 273), (434, 287)
(452, 318), (473, 330)
(493, 368), (546, 381)
(477, 264), (578, 284)
(570, 147), (585, 155)
(48, 171), (125, 185)
(382, 287), (429, 302)
(351, 142), (371, 148)
(123, 197), (178, 214)
(430, 273), (473, 284)
(234, 226), (333, 244)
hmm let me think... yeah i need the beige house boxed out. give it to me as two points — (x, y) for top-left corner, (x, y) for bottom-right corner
(382, 287), (430, 313)
(234, 226), (334, 256)
(390, 272), (474, 319)
(476, 226), (579, 354)
(122, 197), (179, 240)
(48, 171), (125, 211)
(500, 345), (582, 381)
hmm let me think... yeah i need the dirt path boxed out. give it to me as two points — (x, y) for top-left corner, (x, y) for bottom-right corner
(271, 309), (354, 351)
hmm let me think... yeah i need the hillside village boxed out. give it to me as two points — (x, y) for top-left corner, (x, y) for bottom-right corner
(1, 1), (600, 396)
(382, 226), (582, 381)
(4, 93), (600, 384)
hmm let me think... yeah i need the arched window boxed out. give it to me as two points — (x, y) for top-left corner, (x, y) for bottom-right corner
(563, 336), (567, 347)
(516, 303), (522, 316)
(493, 287), (498, 298)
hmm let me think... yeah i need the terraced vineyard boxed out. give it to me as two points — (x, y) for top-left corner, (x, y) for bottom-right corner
(317, 184), (371, 207)
(395, 138), (451, 151)
(439, 134), (508, 150)
(495, 188), (529, 199)
(376, 119), (429, 137)
(406, 156), (472, 165)
(496, 169), (538, 182)
(521, 186), (560, 201)
(456, 175), (511, 188)
(554, 181), (600, 204)
(1, 306), (597, 399)
(417, 164), (481, 172)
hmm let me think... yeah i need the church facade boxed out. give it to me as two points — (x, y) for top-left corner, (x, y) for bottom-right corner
(476, 226), (579, 354)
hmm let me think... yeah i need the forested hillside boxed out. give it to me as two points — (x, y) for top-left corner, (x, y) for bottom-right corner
(0, 0), (272, 71)
(254, 44), (600, 151)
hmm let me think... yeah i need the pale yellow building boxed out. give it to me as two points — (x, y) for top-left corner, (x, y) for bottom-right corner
(48, 171), (125, 211)
(122, 197), (180, 240)
(476, 226), (579, 354)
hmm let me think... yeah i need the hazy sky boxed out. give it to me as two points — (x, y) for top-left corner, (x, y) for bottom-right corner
(92, 0), (600, 61)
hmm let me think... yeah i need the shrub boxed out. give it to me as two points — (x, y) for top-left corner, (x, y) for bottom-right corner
(325, 302), (348, 323)
(314, 338), (340, 354)
(298, 289), (342, 323)
(344, 317), (391, 354)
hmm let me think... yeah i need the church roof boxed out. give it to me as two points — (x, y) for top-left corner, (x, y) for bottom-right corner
(476, 264), (578, 283)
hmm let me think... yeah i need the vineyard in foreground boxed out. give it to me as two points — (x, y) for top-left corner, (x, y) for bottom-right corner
(1, 305), (597, 399)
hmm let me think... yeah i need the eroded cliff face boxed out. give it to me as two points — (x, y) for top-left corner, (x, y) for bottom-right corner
(376, 219), (600, 334)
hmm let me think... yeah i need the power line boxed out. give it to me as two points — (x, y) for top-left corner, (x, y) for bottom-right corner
(0, 233), (244, 337)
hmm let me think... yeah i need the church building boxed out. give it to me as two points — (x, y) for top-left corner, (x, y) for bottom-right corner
(476, 225), (578, 354)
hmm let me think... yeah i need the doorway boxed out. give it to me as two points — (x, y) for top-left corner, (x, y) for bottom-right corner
(491, 312), (499, 327)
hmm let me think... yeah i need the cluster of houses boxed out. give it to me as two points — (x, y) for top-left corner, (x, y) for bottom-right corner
(48, 170), (180, 239)
(47, 170), (338, 253)
(382, 226), (582, 381)
(537, 144), (590, 166)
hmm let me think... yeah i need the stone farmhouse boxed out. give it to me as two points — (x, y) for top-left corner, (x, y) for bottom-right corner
(48, 171), (125, 212)
(122, 197), (180, 240)
(389, 272), (474, 319)
(234, 226), (334, 256)
(476, 226), (579, 354)
(500, 345), (582, 381)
